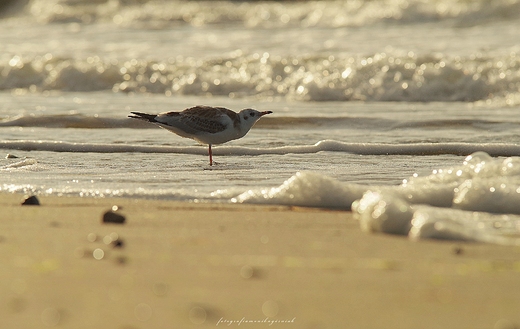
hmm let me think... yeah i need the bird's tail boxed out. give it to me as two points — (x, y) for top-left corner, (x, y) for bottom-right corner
(128, 112), (157, 122)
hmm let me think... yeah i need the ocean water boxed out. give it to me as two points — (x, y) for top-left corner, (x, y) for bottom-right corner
(1, 0), (520, 244)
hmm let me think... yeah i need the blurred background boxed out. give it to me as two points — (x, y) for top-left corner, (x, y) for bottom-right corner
(1, 0), (519, 104)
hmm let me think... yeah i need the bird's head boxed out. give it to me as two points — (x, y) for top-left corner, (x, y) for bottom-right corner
(239, 109), (272, 127)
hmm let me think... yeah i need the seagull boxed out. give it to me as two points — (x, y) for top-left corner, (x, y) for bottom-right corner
(129, 105), (272, 166)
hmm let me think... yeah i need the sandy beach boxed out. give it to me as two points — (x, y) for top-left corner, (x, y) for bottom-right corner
(0, 193), (519, 328)
(2, 0), (520, 327)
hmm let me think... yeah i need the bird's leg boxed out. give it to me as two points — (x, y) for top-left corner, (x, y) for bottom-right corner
(208, 144), (213, 166)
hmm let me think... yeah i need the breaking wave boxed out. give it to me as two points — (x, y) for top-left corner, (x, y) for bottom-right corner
(1, 51), (519, 103)
(1, 140), (519, 157)
(1, 112), (518, 133)
(8, 0), (520, 28)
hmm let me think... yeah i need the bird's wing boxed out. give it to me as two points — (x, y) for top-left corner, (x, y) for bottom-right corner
(157, 106), (240, 135)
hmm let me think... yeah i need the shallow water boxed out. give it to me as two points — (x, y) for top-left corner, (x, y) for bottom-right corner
(1, 0), (520, 244)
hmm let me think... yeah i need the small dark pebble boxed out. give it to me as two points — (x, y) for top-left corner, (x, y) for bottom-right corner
(452, 245), (464, 255)
(6, 153), (19, 159)
(114, 256), (128, 265)
(21, 195), (40, 206)
(102, 210), (126, 224)
(112, 239), (124, 248)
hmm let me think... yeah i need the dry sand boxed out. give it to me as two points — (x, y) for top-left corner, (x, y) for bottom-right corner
(1, 192), (520, 329)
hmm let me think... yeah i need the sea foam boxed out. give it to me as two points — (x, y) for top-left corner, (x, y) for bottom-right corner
(2, 140), (520, 157)
(235, 152), (520, 245)
(232, 171), (366, 208)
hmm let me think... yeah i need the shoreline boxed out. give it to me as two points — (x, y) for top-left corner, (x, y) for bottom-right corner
(2, 192), (520, 328)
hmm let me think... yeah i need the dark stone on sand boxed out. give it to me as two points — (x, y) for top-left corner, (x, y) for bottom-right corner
(102, 210), (126, 224)
(6, 153), (19, 159)
(115, 256), (128, 265)
(452, 245), (463, 255)
(21, 195), (40, 206)
(112, 238), (124, 248)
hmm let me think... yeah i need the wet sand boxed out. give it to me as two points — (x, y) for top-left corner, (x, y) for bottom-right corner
(1, 192), (520, 328)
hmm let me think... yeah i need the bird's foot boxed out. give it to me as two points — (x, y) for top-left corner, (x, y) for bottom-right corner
(203, 161), (220, 170)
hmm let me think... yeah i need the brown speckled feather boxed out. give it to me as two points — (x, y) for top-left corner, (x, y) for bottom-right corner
(163, 106), (240, 134)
